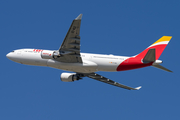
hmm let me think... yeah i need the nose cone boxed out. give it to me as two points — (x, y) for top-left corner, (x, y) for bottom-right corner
(6, 51), (23, 65)
(6, 52), (13, 60)
(6, 53), (11, 59)
(6, 49), (24, 64)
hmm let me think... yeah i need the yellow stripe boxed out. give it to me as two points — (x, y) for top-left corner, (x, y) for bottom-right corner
(152, 36), (172, 45)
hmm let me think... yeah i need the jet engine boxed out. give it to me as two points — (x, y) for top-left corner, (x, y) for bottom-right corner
(60, 73), (81, 82)
(41, 50), (60, 59)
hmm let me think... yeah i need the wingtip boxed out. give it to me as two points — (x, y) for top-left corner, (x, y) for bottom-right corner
(134, 86), (142, 90)
(75, 14), (83, 20)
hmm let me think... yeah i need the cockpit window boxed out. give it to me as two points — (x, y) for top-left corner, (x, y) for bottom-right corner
(12, 51), (14, 52)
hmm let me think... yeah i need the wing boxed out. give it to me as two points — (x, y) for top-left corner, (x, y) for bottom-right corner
(56, 14), (83, 63)
(84, 73), (141, 90)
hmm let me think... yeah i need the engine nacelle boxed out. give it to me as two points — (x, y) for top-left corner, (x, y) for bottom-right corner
(41, 50), (55, 59)
(60, 73), (80, 82)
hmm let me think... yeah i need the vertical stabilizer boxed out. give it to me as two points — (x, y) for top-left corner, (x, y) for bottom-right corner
(136, 36), (172, 60)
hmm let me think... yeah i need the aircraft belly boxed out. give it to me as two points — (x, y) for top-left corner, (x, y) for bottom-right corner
(47, 59), (98, 73)
(97, 63), (119, 72)
(90, 58), (123, 72)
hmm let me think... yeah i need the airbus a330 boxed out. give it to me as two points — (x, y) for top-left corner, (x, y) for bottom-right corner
(6, 14), (172, 90)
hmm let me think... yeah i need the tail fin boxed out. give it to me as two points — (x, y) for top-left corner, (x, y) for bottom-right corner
(141, 36), (172, 72)
(116, 36), (172, 72)
(136, 36), (172, 60)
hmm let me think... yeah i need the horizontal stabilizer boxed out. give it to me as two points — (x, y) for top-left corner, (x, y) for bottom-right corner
(152, 64), (172, 72)
(143, 48), (155, 63)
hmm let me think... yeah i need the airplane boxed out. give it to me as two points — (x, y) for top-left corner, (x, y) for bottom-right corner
(6, 14), (172, 90)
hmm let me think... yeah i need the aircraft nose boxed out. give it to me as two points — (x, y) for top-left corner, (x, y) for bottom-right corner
(6, 51), (23, 63)
(6, 52), (11, 59)
(6, 52), (15, 61)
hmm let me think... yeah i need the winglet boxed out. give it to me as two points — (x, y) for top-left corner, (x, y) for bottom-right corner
(134, 86), (142, 90)
(75, 14), (83, 20)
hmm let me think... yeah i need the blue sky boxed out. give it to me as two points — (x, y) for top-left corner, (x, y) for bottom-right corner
(1, 0), (180, 120)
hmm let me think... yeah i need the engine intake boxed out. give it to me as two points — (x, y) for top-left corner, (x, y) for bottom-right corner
(60, 73), (81, 82)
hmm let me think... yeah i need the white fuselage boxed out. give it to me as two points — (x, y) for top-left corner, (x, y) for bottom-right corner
(6, 49), (129, 73)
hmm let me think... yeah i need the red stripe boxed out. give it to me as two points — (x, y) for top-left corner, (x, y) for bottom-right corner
(116, 57), (152, 71)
